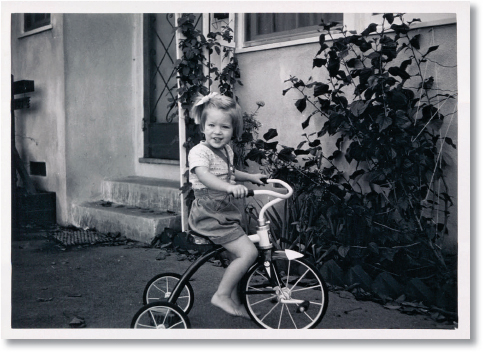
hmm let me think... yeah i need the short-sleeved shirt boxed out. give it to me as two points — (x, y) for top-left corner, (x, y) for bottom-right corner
(188, 142), (236, 190)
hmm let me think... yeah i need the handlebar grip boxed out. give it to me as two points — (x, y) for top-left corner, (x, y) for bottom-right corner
(247, 190), (255, 197)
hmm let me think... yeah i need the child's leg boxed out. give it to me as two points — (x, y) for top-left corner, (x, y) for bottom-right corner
(224, 251), (248, 307)
(211, 235), (258, 317)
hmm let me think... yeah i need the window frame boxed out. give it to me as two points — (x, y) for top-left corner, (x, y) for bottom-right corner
(236, 13), (457, 53)
(18, 13), (53, 39)
(243, 13), (343, 46)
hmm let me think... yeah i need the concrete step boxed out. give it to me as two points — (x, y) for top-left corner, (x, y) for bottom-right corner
(101, 176), (181, 212)
(71, 201), (181, 244)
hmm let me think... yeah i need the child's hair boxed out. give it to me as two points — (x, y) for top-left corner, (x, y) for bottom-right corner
(191, 92), (243, 140)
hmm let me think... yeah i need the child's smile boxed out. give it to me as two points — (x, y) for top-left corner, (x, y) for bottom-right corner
(203, 108), (234, 149)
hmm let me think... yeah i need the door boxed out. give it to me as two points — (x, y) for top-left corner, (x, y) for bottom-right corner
(143, 13), (203, 160)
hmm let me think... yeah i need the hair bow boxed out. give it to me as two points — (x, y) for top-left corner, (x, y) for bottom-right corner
(194, 92), (219, 106)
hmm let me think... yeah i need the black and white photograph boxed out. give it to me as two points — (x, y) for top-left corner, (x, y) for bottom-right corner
(1, 0), (471, 340)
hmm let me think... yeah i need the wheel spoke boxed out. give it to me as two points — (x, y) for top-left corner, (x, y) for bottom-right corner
(277, 302), (284, 329)
(284, 304), (298, 329)
(289, 268), (310, 292)
(136, 323), (157, 329)
(260, 301), (281, 322)
(168, 319), (185, 329)
(152, 283), (166, 294)
(291, 285), (322, 293)
(249, 294), (277, 306)
(254, 269), (270, 282)
(286, 260), (291, 287)
(149, 309), (160, 328)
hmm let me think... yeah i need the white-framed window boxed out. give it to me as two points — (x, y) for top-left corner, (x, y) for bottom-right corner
(19, 13), (52, 38)
(243, 13), (343, 47)
(236, 13), (456, 53)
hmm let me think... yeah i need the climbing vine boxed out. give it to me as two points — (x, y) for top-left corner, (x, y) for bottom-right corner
(173, 14), (248, 205)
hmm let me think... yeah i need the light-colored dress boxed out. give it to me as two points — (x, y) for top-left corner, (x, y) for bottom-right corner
(187, 142), (245, 245)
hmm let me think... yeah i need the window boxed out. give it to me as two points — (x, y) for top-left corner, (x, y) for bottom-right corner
(24, 13), (51, 32)
(244, 13), (343, 45)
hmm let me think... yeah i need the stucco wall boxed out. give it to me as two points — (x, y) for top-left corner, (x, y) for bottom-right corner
(236, 22), (458, 254)
(63, 14), (137, 216)
(11, 14), (68, 223)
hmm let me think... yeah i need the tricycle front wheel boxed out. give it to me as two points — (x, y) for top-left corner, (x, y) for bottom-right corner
(241, 257), (328, 329)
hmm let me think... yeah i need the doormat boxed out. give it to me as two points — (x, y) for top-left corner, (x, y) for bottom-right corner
(50, 228), (126, 247)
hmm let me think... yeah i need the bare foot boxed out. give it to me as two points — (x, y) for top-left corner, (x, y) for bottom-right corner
(233, 304), (251, 320)
(211, 293), (250, 319)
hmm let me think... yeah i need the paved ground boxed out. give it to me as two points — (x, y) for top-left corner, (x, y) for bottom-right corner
(6, 229), (457, 337)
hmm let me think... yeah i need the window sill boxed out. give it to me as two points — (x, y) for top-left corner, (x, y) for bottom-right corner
(18, 24), (53, 39)
(139, 158), (180, 166)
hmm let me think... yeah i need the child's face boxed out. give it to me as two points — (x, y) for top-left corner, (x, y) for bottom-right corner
(203, 108), (234, 149)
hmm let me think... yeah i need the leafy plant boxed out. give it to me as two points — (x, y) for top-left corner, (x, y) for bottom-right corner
(245, 14), (457, 285)
(232, 101), (264, 169)
(171, 13), (241, 152)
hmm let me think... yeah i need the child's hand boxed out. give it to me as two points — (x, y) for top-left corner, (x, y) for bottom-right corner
(228, 184), (249, 198)
(251, 173), (268, 186)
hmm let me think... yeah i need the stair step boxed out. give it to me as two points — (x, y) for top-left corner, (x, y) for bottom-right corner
(72, 201), (181, 244)
(101, 176), (181, 212)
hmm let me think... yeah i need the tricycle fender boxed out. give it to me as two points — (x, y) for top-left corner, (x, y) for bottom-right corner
(272, 249), (304, 260)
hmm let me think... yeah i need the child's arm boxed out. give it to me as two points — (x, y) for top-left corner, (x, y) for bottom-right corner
(194, 166), (248, 198)
(234, 170), (267, 186)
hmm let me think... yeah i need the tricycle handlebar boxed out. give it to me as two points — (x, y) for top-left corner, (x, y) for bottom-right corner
(247, 179), (293, 225)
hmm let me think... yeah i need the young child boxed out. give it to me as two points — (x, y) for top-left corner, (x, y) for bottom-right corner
(188, 92), (266, 319)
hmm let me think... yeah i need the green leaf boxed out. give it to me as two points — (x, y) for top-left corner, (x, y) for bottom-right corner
(423, 45), (439, 58)
(314, 83), (330, 97)
(376, 113), (393, 132)
(295, 98), (307, 113)
(282, 87), (292, 96)
(346, 58), (364, 69)
(390, 23), (410, 35)
(368, 242), (379, 254)
(264, 141), (278, 151)
(350, 100), (370, 117)
(409, 34), (421, 49)
(366, 51), (380, 60)
(297, 140), (307, 149)
(316, 43), (329, 56)
(309, 139), (321, 147)
(388, 66), (411, 80)
(302, 115), (312, 129)
(349, 169), (365, 180)
(278, 147), (297, 162)
(381, 248), (398, 262)
(313, 58), (327, 68)
(383, 13), (395, 24)
(395, 111), (412, 130)
(263, 128), (278, 141)
(338, 246), (350, 258)
(328, 150), (342, 161)
(294, 149), (310, 156)
(444, 137), (457, 149)
(361, 23), (378, 36)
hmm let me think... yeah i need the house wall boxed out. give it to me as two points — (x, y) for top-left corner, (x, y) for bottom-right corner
(11, 13), (141, 225)
(63, 14), (137, 217)
(11, 14), (68, 222)
(235, 22), (458, 254)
